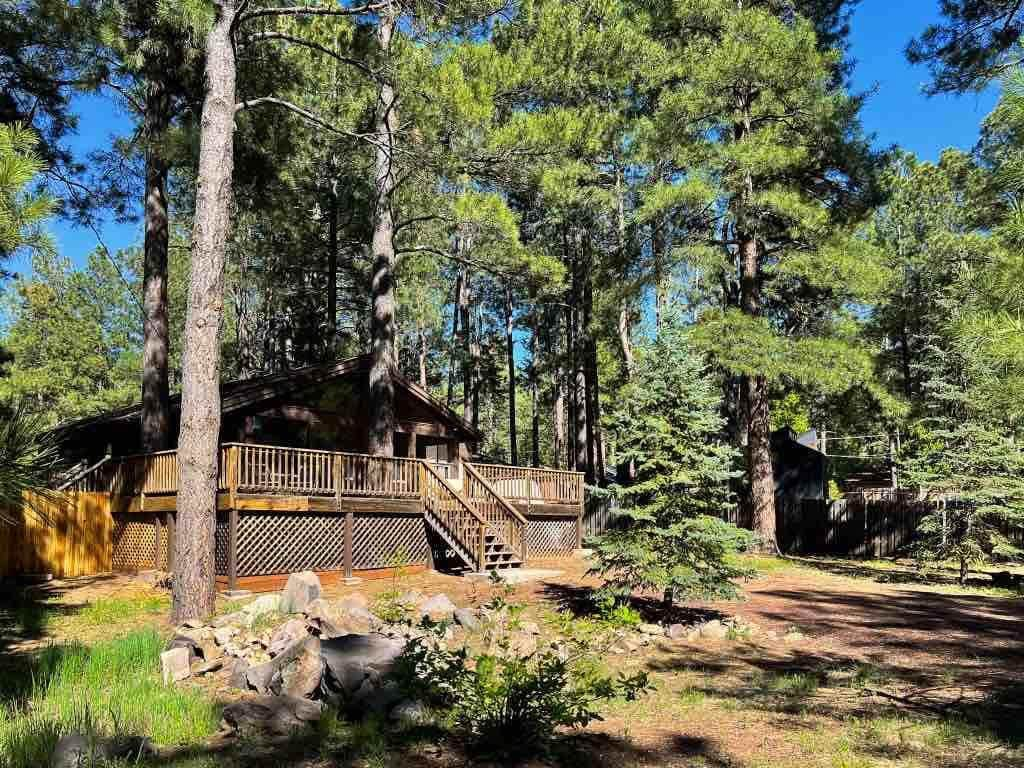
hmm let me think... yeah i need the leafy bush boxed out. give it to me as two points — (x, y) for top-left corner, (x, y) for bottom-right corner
(594, 592), (642, 629)
(395, 638), (649, 758)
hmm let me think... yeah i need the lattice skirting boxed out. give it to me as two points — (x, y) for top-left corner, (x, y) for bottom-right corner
(112, 513), (172, 572)
(353, 514), (430, 570)
(526, 515), (578, 558)
(234, 511), (430, 577)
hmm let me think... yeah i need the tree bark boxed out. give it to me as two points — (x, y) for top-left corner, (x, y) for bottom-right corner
(173, 0), (236, 623)
(418, 319), (428, 388)
(367, 5), (398, 457)
(446, 269), (462, 407)
(505, 285), (518, 465)
(327, 181), (338, 357)
(739, 234), (776, 552)
(140, 74), (172, 452)
(530, 318), (540, 468)
(553, 311), (566, 471)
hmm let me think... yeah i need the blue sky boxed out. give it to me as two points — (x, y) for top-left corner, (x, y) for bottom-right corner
(42, 0), (1002, 272)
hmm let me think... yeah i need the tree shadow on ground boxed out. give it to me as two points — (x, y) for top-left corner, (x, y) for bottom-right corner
(537, 581), (725, 625)
(792, 556), (1022, 592)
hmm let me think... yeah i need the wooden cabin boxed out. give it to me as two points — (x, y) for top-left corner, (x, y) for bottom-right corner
(53, 355), (584, 591)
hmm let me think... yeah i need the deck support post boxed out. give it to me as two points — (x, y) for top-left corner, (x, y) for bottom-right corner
(227, 506), (238, 592)
(154, 511), (162, 569)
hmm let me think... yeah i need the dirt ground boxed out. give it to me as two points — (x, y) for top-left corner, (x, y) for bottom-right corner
(3, 557), (1023, 767)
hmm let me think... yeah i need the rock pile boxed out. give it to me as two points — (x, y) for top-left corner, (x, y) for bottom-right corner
(160, 573), (490, 735)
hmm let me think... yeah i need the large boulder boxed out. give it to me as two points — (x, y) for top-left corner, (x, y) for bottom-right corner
(246, 636), (322, 698)
(453, 608), (479, 631)
(305, 598), (378, 637)
(320, 634), (405, 699)
(221, 695), (323, 737)
(280, 572), (321, 614)
(50, 734), (154, 768)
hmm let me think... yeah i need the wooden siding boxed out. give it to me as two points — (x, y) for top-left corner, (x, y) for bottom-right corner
(0, 492), (113, 578)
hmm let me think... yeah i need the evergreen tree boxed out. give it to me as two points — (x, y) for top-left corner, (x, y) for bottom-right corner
(0, 123), (55, 264)
(591, 318), (752, 600)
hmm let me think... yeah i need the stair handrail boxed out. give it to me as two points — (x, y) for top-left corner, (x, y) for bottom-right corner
(56, 454), (112, 491)
(464, 463), (528, 525)
(421, 461), (487, 571)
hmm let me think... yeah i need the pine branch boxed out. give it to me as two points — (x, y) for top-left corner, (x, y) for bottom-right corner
(243, 32), (381, 80)
(238, 2), (389, 23)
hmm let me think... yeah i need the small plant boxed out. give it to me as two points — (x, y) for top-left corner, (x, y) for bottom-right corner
(394, 638), (650, 758)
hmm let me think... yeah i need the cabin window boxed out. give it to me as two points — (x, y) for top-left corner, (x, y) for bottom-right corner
(251, 415), (308, 448)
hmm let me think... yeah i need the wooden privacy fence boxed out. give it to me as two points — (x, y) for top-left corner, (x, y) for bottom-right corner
(0, 492), (113, 578)
(723, 491), (1024, 557)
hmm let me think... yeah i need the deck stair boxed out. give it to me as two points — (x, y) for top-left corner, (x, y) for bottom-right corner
(420, 462), (524, 572)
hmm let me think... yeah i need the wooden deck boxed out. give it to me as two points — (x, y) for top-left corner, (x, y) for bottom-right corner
(67, 443), (585, 588)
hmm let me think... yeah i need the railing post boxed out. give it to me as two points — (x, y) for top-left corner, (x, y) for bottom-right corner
(478, 522), (486, 573)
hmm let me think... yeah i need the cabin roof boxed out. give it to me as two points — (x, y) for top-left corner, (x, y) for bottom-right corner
(53, 354), (483, 443)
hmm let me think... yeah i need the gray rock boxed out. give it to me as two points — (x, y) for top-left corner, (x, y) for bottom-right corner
(214, 625), (238, 646)
(268, 618), (309, 657)
(417, 594), (456, 622)
(453, 608), (479, 630)
(246, 659), (278, 694)
(320, 633), (405, 697)
(351, 678), (403, 715)
(281, 571), (321, 614)
(193, 657), (224, 676)
(278, 636), (323, 698)
(50, 733), (103, 768)
(638, 623), (663, 636)
(243, 594), (282, 618)
(165, 633), (201, 663)
(699, 620), (728, 640)
(507, 632), (538, 656)
(390, 699), (432, 727)
(228, 658), (249, 689)
(161, 647), (191, 683)
(221, 695), (323, 736)
(666, 623), (687, 640)
(306, 598), (378, 637)
(396, 590), (424, 607)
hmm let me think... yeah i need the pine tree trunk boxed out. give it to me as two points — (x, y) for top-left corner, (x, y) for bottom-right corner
(571, 248), (588, 477)
(581, 241), (601, 484)
(505, 286), (518, 465)
(553, 312), (566, 471)
(446, 269), (462, 407)
(418, 320), (428, 389)
(532, 319), (540, 468)
(739, 234), (776, 552)
(173, 0), (236, 623)
(327, 182), (338, 357)
(141, 75), (172, 453)
(460, 266), (474, 425)
(367, 6), (398, 457)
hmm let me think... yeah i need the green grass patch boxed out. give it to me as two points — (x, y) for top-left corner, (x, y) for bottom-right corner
(0, 628), (220, 768)
(73, 595), (169, 627)
(737, 554), (800, 575)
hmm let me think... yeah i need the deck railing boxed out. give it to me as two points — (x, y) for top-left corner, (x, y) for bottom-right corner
(421, 462), (486, 570)
(463, 463), (527, 561)
(468, 463), (584, 507)
(79, 443), (582, 510)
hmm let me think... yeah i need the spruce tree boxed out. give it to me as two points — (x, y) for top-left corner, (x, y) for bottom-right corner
(591, 318), (752, 600)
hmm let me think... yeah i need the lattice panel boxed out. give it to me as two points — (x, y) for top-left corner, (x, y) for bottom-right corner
(214, 513), (229, 576)
(112, 515), (157, 571)
(526, 517), (577, 558)
(236, 512), (345, 576)
(353, 514), (430, 570)
(156, 515), (172, 571)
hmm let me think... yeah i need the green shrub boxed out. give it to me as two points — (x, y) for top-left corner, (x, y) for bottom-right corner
(395, 638), (650, 758)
